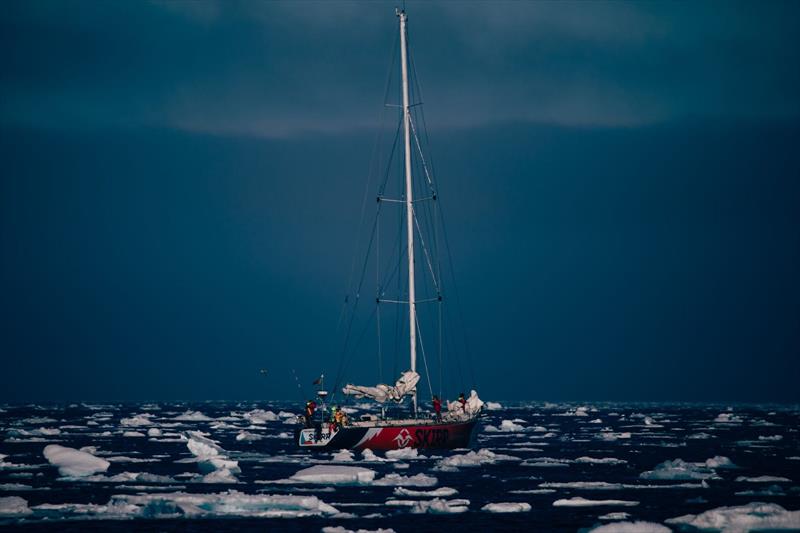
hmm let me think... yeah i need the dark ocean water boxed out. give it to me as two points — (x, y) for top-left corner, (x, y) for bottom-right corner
(1, 401), (799, 532)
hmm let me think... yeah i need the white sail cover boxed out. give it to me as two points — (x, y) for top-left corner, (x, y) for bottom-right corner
(342, 371), (420, 403)
(447, 390), (484, 419)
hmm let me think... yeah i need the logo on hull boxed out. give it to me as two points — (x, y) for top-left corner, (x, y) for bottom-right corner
(393, 428), (413, 448)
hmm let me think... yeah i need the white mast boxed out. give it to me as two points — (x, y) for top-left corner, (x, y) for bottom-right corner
(398, 9), (417, 416)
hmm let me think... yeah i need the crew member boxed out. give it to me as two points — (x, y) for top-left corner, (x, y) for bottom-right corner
(304, 399), (317, 428)
(458, 392), (466, 411)
(334, 406), (345, 428)
(432, 395), (442, 422)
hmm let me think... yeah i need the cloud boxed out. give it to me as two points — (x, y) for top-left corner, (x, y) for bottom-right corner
(1, 1), (798, 137)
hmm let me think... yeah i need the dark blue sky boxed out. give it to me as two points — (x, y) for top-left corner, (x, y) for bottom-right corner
(1, 1), (798, 403)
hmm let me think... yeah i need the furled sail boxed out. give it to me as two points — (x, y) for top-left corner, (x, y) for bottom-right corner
(342, 371), (420, 403)
(446, 390), (484, 419)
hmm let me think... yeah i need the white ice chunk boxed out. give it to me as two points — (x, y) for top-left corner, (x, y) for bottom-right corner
(385, 448), (422, 461)
(242, 409), (280, 424)
(386, 497), (468, 514)
(373, 473), (437, 487)
(174, 410), (212, 422)
(0, 496), (32, 517)
(123, 431), (146, 438)
(553, 497), (639, 507)
(120, 414), (154, 427)
(290, 465), (376, 485)
(575, 457), (627, 465)
(485, 402), (503, 410)
(332, 450), (355, 462)
(667, 502), (800, 532)
(481, 502), (531, 513)
(184, 431), (240, 483)
(436, 448), (520, 470)
(589, 521), (669, 532)
(235, 431), (264, 442)
(393, 487), (457, 497)
(639, 459), (716, 481)
(735, 475), (792, 483)
(147, 428), (162, 437)
(43, 445), (110, 477)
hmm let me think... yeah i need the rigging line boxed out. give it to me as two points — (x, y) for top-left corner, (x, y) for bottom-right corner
(408, 36), (438, 184)
(378, 115), (404, 197)
(330, 304), (379, 404)
(412, 207), (440, 293)
(376, 199), (382, 384)
(414, 309), (436, 402)
(408, 115), (436, 194)
(332, 203), (383, 395)
(437, 198), (477, 390)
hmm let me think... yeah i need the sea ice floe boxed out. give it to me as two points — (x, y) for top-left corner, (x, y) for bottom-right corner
(393, 487), (457, 497)
(43, 445), (110, 477)
(30, 491), (340, 520)
(331, 450), (354, 462)
(485, 402), (503, 410)
(598, 431), (631, 441)
(540, 481), (708, 491)
(598, 512), (631, 520)
(235, 431), (264, 442)
(320, 515), (395, 533)
(575, 456), (627, 465)
(386, 498), (469, 514)
(713, 413), (743, 424)
(552, 497), (638, 507)
(435, 448), (520, 471)
(0, 483), (34, 491)
(0, 496), (32, 517)
(385, 448), (423, 461)
(509, 489), (556, 494)
(122, 431), (146, 438)
(759, 435), (783, 441)
(639, 458), (718, 481)
(174, 410), (212, 422)
(666, 502), (800, 531)
(735, 475), (792, 483)
(481, 502), (531, 513)
(184, 432), (240, 483)
(588, 521), (669, 532)
(0, 454), (40, 471)
(120, 414), (154, 427)
(485, 420), (525, 432)
(106, 456), (158, 463)
(290, 465), (376, 485)
(372, 473), (437, 487)
(241, 409), (280, 424)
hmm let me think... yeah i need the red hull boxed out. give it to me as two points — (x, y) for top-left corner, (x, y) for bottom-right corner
(297, 418), (478, 451)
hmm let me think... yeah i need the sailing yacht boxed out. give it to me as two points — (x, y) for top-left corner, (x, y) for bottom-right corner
(296, 9), (482, 451)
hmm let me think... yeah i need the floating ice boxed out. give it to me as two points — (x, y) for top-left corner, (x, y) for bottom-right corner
(385, 448), (422, 461)
(575, 457), (627, 465)
(147, 428), (162, 437)
(107, 456), (158, 463)
(0, 454), (40, 471)
(331, 450), (354, 462)
(759, 435), (783, 441)
(735, 484), (786, 496)
(639, 459), (716, 481)
(599, 431), (631, 441)
(481, 502), (531, 513)
(32, 491), (339, 519)
(242, 409), (280, 424)
(184, 432), (240, 483)
(235, 431), (264, 442)
(705, 456), (736, 469)
(0, 483), (34, 491)
(393, 487), (457, 497)
(321, 515), (395, 533)
(373, 473), (437, 487)
(598, 512), (631, 520)
(666, 502), (800, 531)
(436, 448), (520, 470)
(290, 465), (376, 485)
(174, 411), (212, 422)
(589, 521), (669, 532)
(509, 489), (556, 494)
(735, 475), (792, 483)
(43, 445), (110, 477)
(120, 414), (154, 427)
(0, 496), (32, 517)
(122, 431), (146, 438)
(552, 497), (638, 507)
(386, 498), (468, 514)
(714, 413), (743, 424)
(485, 402), (503, 410)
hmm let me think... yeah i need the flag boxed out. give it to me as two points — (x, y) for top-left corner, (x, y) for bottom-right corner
(312, 374), (323, 385)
